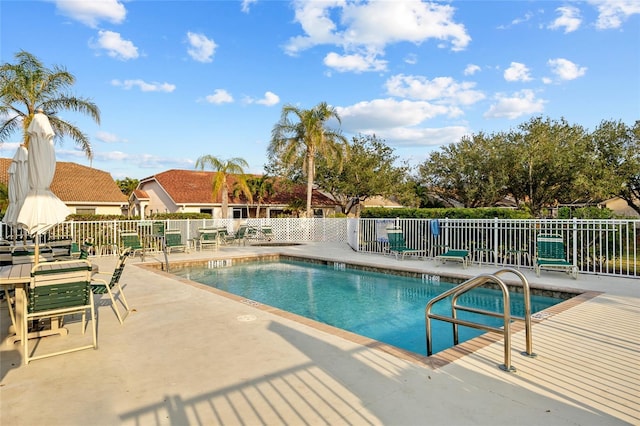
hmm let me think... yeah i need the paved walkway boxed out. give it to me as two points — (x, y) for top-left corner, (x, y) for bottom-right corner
(1, 242), (639, 425)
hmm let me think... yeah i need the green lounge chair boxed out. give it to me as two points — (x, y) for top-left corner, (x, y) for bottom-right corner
(25, 260), (96, 364)
(230, 225), (248, 245)
(386, 227), (424, 260)
(91, 248), (132, 324)
(535, 234), (578, 279)
(164, 229), (187, 253)
(435, 246), (470, 269)
(120, 232), (144, 258)
(198, 228), (219, 250)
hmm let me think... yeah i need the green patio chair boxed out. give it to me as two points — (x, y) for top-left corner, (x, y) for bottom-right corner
(164, 229), (187, 253)
(25, 260), (96, 364)
(535, 234), (578, 279)
(120, 232), (144, 258)
(91, 248), (132, 324)
(434, 246), (470, 269)
(260, 226), (273, 241)
(230, 225), (248, 245)
(385, 227), (425, 260)
(198, 228), (219, 250)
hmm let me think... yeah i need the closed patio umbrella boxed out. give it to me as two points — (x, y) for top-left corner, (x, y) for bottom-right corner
(16, 111), (70, 264)
(2, 145), (29, 241)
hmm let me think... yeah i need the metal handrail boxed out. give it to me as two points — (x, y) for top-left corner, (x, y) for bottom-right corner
(425, 268), (535, 372)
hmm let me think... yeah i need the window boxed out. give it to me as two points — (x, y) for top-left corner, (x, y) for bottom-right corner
(76, 208), (96, 215)
(232, 208), (248, 219)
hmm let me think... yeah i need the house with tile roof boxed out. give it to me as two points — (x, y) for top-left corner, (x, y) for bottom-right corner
(134, 169), (339, 219)
(0, 158), (128, 216)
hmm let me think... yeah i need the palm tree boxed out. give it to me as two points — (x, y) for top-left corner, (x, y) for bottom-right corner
(247, 175), (275, 218)
(270, 102), (348, 217)
(0, 50), (100, 158)
(195, 155), (253, 218)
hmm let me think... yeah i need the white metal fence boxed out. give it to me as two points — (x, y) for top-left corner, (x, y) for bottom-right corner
(2, 217), (638, 278)
(357, 218), (639, 278)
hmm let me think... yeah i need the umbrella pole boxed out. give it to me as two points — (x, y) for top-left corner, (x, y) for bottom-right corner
(34, 232), (40, 266)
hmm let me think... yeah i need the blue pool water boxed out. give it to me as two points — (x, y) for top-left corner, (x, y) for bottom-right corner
(172, 259), (563, 355)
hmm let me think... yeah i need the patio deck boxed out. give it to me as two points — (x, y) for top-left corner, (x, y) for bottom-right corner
(1, 242), (639, 425)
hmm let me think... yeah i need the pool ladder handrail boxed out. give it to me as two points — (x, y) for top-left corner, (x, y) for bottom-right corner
(425, 268), (536, 372)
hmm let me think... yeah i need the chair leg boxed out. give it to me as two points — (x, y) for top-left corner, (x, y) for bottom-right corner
(104, 286), (124, 324)
(105, 284), (130, 324)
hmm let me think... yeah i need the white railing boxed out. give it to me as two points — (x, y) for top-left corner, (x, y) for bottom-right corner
(357, 218), (639, 278)
(2, 217), (638, 278)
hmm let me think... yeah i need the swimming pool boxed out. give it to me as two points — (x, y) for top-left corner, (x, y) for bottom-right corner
(171, 259), (564, 356)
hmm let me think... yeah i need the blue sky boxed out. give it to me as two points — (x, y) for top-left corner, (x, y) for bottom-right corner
(1, 0), (639, 180)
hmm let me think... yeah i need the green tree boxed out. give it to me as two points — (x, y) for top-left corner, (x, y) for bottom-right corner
(269, 102), (348, 217)
(418, 132), (510, 208)
(0, 50), (100, 157)
(589, 120), (640, 215)
(116, 177), (139, 197)
(0, 182), (8, 217)
(315, 134), (409, 215)
(195, 155), (253, 218)
(503, 116), (590, 215)
(246, 175), (275, 218)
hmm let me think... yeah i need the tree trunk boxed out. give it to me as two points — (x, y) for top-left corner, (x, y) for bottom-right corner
(306, 155), (314, 218)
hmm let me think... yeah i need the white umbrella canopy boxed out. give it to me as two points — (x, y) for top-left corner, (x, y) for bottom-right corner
(2, 145), (29, 233)
(16, 111), (71, 262)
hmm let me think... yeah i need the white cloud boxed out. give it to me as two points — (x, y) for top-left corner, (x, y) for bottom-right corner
(337, 98), (458, 132)
(111, 79), (176, 92)
(95, 131), (127, 143)
(91, 30), (139, 60)
(548, 6), (582, 33)
(484, 90), (546, 119)
(205, 89), (234, 104)
(255, 91), (280, 106)
(285, 1), (470, 73)
(241, 0), (258, 13)
(186, 32), (217, 63)
(335, 98), (469, 147)
(498, 11), (534, 29)
(464, 64), (481, 76)
(375, 126), (469, 147)
(323, 51), (387, 73)
(547, 58), (587, 81)
(55, 0), (126, 28)
(245, 91), (280, 106)
(404, 53), (418, 65)
(385, 74), (485, 106)
(588, 0), (640, 29)
(504, 62), (532, 82)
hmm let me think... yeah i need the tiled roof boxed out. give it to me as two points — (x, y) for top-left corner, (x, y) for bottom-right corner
(0, 158), (127, 204)
(131, 189), (150, 200)
(142, 169), (337, 206)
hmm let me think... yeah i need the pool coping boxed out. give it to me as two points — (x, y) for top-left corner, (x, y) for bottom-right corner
(141, 253), (602, 369)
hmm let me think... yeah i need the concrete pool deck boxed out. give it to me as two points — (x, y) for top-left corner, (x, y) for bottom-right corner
(1, 242), (639, 425)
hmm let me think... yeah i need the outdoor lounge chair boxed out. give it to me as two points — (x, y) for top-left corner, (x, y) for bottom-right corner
(385, 227), (425, 260)
(535, 234), (578, 279)
(164, 229), (187, 253)
(198, 228), (219, 250)
(120, 231), (144, 258)
(91, 247), (131, 324)
(24, 260), (96, 364)
(229, 225), (248, 245)
(434, 246), (470, 269)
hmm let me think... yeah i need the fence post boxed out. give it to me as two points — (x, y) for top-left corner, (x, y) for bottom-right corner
(572, 217), (578, 269)
(493, 217), (500, 266)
